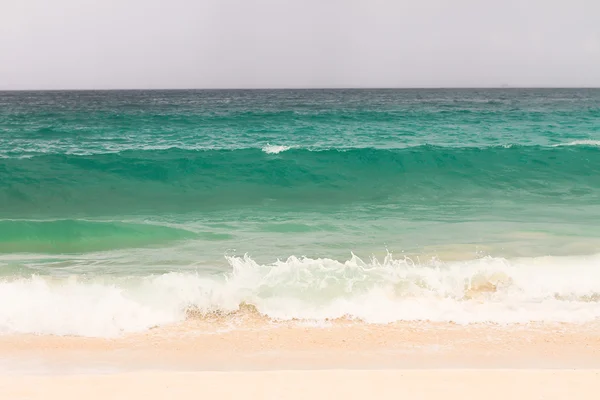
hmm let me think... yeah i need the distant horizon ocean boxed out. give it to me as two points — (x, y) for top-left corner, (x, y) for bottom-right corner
(1, 88), (599, 337)
(4, 86), (600, 92)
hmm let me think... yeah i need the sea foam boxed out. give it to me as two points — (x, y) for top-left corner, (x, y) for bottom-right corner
(262, 144), (291, 154)
(2, 253), (600, 337)
(552, 140), (600, 147)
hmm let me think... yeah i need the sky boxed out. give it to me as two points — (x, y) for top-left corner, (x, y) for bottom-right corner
(1, 0), (599, 89)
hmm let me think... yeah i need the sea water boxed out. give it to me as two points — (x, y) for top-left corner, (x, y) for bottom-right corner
(0, 89), (599, 336)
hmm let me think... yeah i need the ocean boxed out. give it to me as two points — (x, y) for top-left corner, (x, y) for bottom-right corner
(0, 89), (599, 337)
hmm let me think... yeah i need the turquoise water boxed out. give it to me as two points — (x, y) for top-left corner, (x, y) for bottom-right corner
(1, 89), (600, 336)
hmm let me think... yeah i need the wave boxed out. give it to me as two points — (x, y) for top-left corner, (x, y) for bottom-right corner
(2, 145), (599, 217)
(2, 141), (600, 158)
(262, 144), (291, 154)
(0, 220), (197, 253)
(2, 253), (600, 337)
(552, 140), (600, 147)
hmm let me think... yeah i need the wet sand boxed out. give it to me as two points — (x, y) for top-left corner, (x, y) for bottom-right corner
(1, 321), (600, 398)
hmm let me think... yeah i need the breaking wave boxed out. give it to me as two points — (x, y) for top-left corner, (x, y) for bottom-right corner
(262, 144), (291, 154)
(2, 253), (600, 337)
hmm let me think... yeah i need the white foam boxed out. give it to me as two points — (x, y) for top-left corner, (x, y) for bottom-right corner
(2, 253), (600, 337)
(262, 144), (291, 154)
(552, 140), (600, 147)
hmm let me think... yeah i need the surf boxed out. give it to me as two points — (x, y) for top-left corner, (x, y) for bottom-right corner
(2, 253), (600, 337)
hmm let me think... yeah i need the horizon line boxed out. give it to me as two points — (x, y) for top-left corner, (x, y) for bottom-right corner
(1, 86), (600, 92)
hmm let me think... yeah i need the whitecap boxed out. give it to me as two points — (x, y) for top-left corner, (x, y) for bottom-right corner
(552, 140), (600, 147)
(262, 144), (291, 154)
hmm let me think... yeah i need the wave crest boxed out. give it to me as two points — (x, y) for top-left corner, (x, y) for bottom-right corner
(2, 253), (600, 337)
(552, 140), (600, 147)
(262, 144), (291, 154)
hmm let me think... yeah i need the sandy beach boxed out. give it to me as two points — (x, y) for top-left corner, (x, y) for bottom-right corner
(1, 320), (600, 398)
(2, 369), (599, 400)
(2, 320), (600, 370)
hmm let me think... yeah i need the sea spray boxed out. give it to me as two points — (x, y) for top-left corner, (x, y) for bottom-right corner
(2, 253), (600, 337)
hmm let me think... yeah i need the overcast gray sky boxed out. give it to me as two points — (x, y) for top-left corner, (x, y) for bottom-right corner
(1, 0), (599, 89)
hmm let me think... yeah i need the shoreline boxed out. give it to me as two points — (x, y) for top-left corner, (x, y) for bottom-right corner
(2, 320), (600, 372)
(3, 321), (599, 399)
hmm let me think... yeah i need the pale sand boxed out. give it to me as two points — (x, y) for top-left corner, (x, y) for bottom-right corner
(2, 320), (600, 370)
(1, 370), (599, 400)
(1, 321), (600, 399)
